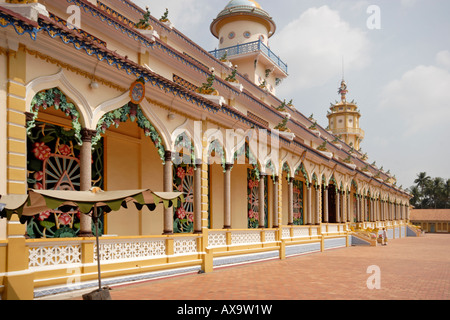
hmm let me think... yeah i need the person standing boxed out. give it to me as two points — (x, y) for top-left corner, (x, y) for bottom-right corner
(382, 228), (388, 246)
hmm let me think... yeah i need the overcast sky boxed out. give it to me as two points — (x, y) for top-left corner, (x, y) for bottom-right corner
(135, 0), (450, 190)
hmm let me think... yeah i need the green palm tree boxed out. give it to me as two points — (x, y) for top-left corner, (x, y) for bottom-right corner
(428, 177), (445, 209)
(445, 179), (450, 208)
(414, 172), (430, 192)
(408, 185), (421, 208)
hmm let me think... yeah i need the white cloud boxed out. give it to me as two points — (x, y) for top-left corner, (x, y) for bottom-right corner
(436, 50), (450, 69)
(379, 62), (450, 137)
(270, 6), (371, 94)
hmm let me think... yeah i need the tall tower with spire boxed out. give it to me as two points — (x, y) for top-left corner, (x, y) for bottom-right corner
(209, 0), (288, 95)
(327, 79), (364, 150)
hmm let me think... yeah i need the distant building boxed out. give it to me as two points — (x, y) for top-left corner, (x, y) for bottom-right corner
(410, 209), (450, 233)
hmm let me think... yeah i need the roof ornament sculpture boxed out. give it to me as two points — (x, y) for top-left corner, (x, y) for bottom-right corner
(159, 8), (169, 22)
(225, 65), (239, 83)
(135, 6), (153, 30)
(196, 68), (219, 96)
(274, 115), (291, 132)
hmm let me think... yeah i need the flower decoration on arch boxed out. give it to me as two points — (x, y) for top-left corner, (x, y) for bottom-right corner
(28, 88), (83, 145)
(93, 103), (166, 162)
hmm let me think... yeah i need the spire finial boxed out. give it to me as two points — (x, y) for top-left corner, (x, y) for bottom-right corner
(338, 79), (348, 103)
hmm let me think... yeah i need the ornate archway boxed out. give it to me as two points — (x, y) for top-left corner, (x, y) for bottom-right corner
(26, 87), (104, 238)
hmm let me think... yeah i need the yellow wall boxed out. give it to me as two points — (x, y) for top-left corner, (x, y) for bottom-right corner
(141, 136), (164, 235)
(231, 164), (252, 229)
(104, 119), (164, 236)
(281, 174), (288, 225)
(209, 163), (224, 229)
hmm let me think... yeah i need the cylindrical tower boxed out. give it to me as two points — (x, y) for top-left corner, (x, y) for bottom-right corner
(209, 0), (287, 95)
(327, 79), (365, 150)
(210, 0), (276, 49)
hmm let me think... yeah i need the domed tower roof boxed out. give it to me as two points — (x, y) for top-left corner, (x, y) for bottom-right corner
(210, 0), (276, 39)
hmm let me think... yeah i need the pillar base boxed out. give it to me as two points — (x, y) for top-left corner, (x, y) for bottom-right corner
(78, 232), (94, 238)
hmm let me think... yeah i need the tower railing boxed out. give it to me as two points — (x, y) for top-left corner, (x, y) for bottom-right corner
(209, 40), (288, 74)
(331, 127), (365, 138)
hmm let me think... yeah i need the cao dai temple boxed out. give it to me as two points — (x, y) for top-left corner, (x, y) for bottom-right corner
(0, 0), (418, 299)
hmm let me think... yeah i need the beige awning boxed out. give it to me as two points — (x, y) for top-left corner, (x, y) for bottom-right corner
(0, 188), (184, 221)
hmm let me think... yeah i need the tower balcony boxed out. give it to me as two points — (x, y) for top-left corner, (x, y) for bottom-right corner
(209, 40), (288, 75)
(331, 127), (365, 140)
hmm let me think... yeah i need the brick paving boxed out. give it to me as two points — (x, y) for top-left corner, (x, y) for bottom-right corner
(70, 233), (450, 301)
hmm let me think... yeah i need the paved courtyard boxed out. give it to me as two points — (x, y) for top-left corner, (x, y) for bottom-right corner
(67, 233), (449, 301)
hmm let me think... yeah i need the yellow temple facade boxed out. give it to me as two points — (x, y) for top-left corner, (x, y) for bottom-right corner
(0, 0), (415, 299)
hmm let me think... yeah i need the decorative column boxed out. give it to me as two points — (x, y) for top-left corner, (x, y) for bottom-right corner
(194, 161), (202, 234)
(288, 177), (294, 225)
(396, 203), (399, 221)
(378, 199), (382, 222)
(2, 45), (33, 299)
(374, 198), (378, 222)
(364, 196), (368, 222)
(347, 191), (351, 222)
(323, 186), (329, 223)
(355, 194), (359, 222)
(163, 151), (173, 235)
(369, 197), (375, 222)
(389, 202), (392, 221)
(336, 189), (341, 223)
(259, 174), (266, 228)
(315, 185), (320, 225)
(223, 163), (232, 229)
(79, 128), (97, 237)
(342, 191), (347, 223)
(388, 201), (391, 221)
(306, 184), (312, 225)
(384, 201), (388, 221)
(272, 176), (279, 228)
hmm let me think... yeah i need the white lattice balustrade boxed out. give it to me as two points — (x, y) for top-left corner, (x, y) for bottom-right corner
(328, 225), (338, 233)
(231, 231), (261, 245)
(29, 244), (81, 269)
(281, 228), (291, 239)
(208, 231), (227, 248)
(94, 239), (166, 262)
(174, 238), (198, 255)
(293, 227), (309, 238)
(264, 230), (276, 243)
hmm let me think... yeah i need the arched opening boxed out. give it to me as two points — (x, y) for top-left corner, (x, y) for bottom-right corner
(25, 87), (103, 238)
(281, 162), (291, 226)
(246, 146), (267, 229)
(350, 180), (358, 223)
(293, 163), (307, 225)
(95, 102), (166, 236)
(208, 138), (225, 230)
(172, 131), (196, 233)
(327, 176), (338, 223)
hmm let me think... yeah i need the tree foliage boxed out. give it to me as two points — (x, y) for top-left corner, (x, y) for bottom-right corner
(408, 172), (450, 209)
